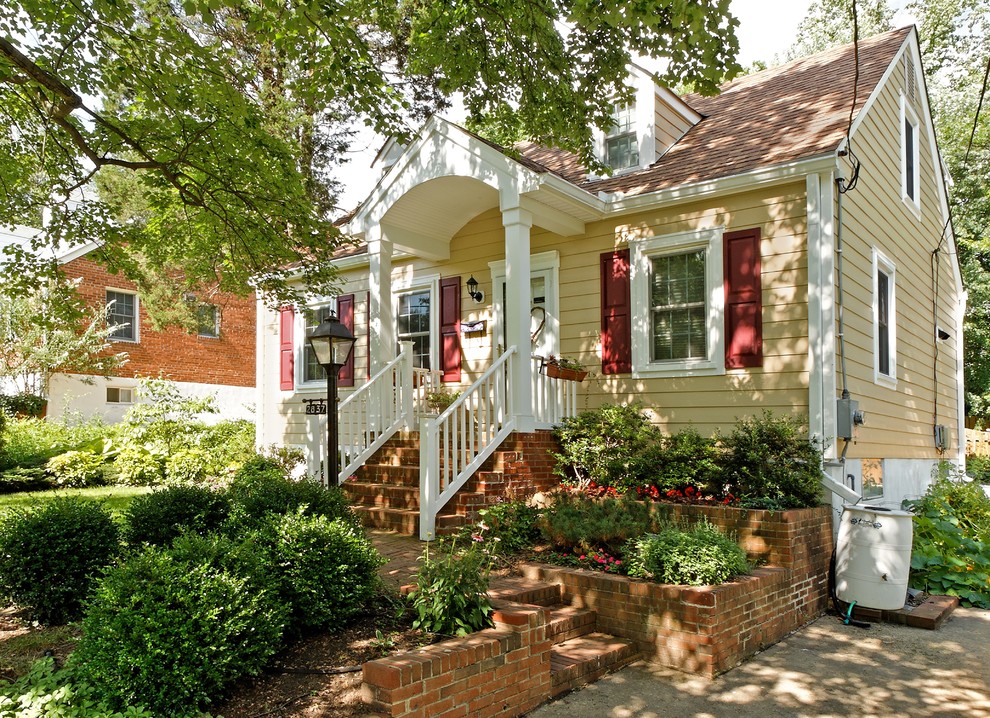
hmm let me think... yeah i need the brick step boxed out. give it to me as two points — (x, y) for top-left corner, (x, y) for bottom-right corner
(353, 465), (420, 486)
(342, 482), (420, 510)
(352, 505), (470, 536)
(549, 633), (640, 697)
(545, 605), (598, 645)
(488, 577), (563, 607)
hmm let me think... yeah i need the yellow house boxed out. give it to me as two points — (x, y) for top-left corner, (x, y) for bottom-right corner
(256, 27), (964, 538)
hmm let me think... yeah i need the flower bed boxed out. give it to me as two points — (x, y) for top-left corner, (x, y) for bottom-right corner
(521, 504), (832, 676)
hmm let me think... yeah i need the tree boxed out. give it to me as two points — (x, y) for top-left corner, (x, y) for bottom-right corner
(1, 0), (741, 308)
(0, 279), (127, 399)
(783, 0), (894, 61)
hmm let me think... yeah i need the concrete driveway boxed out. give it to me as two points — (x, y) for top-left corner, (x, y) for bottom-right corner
(528, 607), (990, 718)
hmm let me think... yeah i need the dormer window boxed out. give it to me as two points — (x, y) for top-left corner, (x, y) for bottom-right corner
(605, 102), (639, 170)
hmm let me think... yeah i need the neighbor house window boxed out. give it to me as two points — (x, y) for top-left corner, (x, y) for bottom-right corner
(302, 304), (335, 382)
(397, 289), (432, 369)
(649, 251), (707, 361)
(629, 227), (724, 377)
(196, 304), (220, 338)
(605, 102), (639, 171)
(106, 290), (137, 341)
(106, 387), (133, 404)
(873, 248), (897, 386)
(901, 94), (920, 213)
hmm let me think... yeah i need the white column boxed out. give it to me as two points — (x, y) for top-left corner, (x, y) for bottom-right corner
(367, 229), (394, 373)
(502, 206), (535, 432)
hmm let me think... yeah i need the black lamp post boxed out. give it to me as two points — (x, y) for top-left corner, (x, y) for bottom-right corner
(307, 310), (356, 486)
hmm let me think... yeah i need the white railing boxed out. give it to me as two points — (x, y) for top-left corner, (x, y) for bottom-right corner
(419, 346), (516, 540)
(531, 356), (580, 426)
(412, 366), (443, 419)
(336, 342), (414, 483)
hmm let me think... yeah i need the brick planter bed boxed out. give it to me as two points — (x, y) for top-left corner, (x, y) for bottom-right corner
(521, 504), (833, 677)
(362, 504), (833, 717)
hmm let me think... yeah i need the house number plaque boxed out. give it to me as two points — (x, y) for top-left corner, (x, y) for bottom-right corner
(304, 399), (327, 415)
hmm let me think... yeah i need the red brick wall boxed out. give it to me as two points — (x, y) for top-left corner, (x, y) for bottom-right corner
(520, 505), (833, 677)
(61, 255), (255, 387)
(362, 603), (552, 718)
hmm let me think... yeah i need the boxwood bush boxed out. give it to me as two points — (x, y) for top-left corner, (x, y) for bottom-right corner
(625, 520), (751, 586)
(74, 535), (287, 717)
(254, 511), (385, 633)
(0, 497), (120, 624)
(122, 483), (232, 548)
(539, 491), (658, 554)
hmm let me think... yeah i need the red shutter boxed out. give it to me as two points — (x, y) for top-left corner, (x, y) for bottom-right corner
(278, 306), (295, 391)
(600, 250), (632, 374)
(439, 276), (461, 383)
(337, 294), (355, 387)
(724, 228), (763, 369)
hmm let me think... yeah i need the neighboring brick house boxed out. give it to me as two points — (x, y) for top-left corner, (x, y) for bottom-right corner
(1, 225), (256, 422)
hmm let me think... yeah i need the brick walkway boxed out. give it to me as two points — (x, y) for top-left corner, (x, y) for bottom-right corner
(369, 530), (423, 589)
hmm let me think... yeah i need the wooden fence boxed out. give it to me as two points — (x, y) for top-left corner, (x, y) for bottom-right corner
(966, 428), (990, 457)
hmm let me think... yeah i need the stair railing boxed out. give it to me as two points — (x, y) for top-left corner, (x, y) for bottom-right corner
(419, 346), (516, 540)
(337, 342), (414, 483)
(530, 355), (579, 426)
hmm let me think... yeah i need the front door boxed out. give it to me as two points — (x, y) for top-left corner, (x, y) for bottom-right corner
(490, 251), (560, 359)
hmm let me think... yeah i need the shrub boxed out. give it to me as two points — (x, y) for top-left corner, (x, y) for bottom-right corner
(407, 536), (494, 636)
(198, 419), (257, 471)
(539, 491), (658, 554)
(0, 497), (120, 624)
(552, 404), (661, 490)
(0, 466), (52, 494)
(122, 484), (232, 548)
(625, 520), (750, 585)
(475, 500), (542, 554)
(226, 457), (358, 528)
(0, 392), (46, 418)
(906, 467), (990, 608)
(74, 537), (287, 716)
(0, 658), (153, 718)
(108, 446), (165, 485)
(720, 411), (823, 508)
(650, 428), (725, 495)
(164, 447), (211, 483)
(255, 511), (384, 633)
(45, 449), (107, 487)
(0, 416), (106, 471)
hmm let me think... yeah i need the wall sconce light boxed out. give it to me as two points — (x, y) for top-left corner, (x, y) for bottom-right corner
(466, 275), (484, 303)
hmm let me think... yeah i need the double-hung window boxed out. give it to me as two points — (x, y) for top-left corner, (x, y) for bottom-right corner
(605, 102), (639, 171)
(629, 228), (724, 377)
(106, 290), (137, 342)
(397, 289), (432, 369)
(873, 248), (897, 387)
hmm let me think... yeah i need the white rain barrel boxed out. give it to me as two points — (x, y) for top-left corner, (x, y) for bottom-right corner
(835, 504), (914, 610)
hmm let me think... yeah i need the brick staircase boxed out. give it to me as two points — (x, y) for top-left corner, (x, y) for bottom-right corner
(489, 577), (641, 696)
(342, 431), (547, 536)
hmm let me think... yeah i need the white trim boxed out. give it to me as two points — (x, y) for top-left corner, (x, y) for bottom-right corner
(806, 174), (826, 451)
(105, 386), (134, 405)
(872, 247), (897, 388)
(629, 227), (725, 378)
(296, 297), (337, 388)
(900, 93), (922, 218)
(105, 287), (139, 343)
(392, 273), (441, 374)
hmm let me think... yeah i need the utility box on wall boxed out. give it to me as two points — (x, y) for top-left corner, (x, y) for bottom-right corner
(837, 398), (865, 440)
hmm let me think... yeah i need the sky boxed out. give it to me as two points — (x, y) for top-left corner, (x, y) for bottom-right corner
(334, 0), (841, 210)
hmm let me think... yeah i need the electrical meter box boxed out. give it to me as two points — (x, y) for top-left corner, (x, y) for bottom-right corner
(837, 398), (861, 440)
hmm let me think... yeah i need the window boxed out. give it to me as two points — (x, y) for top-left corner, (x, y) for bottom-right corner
(629, 228), (724, 377)
(901, 94), (920, 213)
(196, 304), (220, 338)
(106, 290), (137, 341)
(861, 458), (883, 499)
(302, 304), (335, 382)
(605, 102), (639, 170)
(649, 251), (707, 361)
(106, 387), (133, 404)
(397, 289), (432, 369)
(873, 248), (897, 386)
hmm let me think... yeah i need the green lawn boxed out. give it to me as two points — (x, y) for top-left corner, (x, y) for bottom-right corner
(0, 485), (153, 517)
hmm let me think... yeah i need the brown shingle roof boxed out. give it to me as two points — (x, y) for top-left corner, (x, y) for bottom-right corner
(518, 27), (911, 197)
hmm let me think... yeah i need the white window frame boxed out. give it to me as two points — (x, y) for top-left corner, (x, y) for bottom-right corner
(106, 386), (134, 404)
(296, 298), (337, 388)
(106, 288), (139, 343)
(630, 227), (725, 378)
(900, 93), (921, 217)
(392, 273), (440, 373)
(872, 247), (897, 388)
(489, 250), (561, 358)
